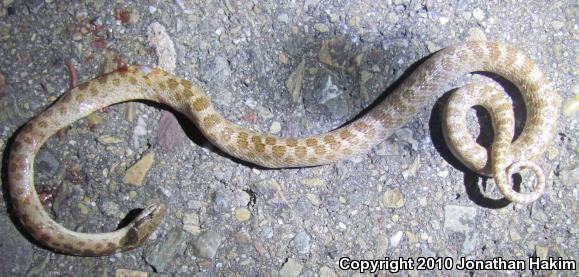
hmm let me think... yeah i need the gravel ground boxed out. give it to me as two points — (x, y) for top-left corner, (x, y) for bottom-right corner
(0, 0), (577, 276)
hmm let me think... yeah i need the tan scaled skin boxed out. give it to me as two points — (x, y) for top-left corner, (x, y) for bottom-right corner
(8, 41), (562, 255)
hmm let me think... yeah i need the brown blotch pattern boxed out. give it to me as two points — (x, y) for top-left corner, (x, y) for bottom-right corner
(158, 82), (166, 90)
(202, 114), (221, 129)
(90, 87), (98, 96)
(61, 94), (72, 104)
(167, 78), (179, 90)
(265, 137), (277, 145)
(237, 132), (249, 149)
(272, 145), (286, 157)
(504, 47), (518, 66)
(144, 77), (154, 86)
(456, 49), (469, 61)
(221, 127), (234, 141)
(251, 136), (266, 154)
(323, 135), (340, 149)
(295, 146), (307, 158)
(75, 93), (85, 102)
(128, 76), (138, 85)
(339, 129), (353, 140)
(78, 82), (90, 90)
(37, 120), (48, 128)
(286, 138), (298, 147)
(527, 80), (541, 93)
(173, 91), (185, 103)
(11, 140), (22, 152)
(354, 122), (370, 133)
(251, 135), (262, 144)
(107, 242), (116, 250)
(117, 66), (129, 76)
(488, 42), (501, 63)
(468, 42), (484, 58)
(314, 145), (326, 155)
(112, 78), (121, 86)
(97, 75), (108, 84)
(192, 97), (210, 112)
(10, 172), (23, 181)
(57, 106), (67, 115)
(183, 88), (193, 98)
(519, 57), (535, 77)
(180, 79), (192, 89)
(305, 138), (318, 147)
(402, 89), (414, 99)
(253, 138), (265, 153)
(10, 155), (26, 171)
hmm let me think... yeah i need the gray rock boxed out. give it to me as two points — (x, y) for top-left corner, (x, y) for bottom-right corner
(382, 188), (406, 208)
(277, 13), (290, 24)
(393, 128), (418, 151)
(191, 230), (222, 259)
(208, 56), (232, 83)
(279, 258), (303, 277)
(290, 230), (311, 254)
(0, 213), (33, 275)
(443, 205), (477, 232)
(444, 205), (478, 255)
(144, 228), (189, 273)
(347, 190), (365, 207)
(285, 57), (305, 102)
(35, 150), (60, 181)
(559, 166), (578, 187)
(24, 0), (45, 13)
(101, 201), (121, 217)
(260, 226), (274, 239)
(212, 190), (231, 212)
(295, 197), (313, 218)
(187, 199), (202, 210)
(311, 73), (350, 120)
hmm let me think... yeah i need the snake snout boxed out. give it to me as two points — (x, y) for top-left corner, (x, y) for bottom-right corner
(120, 203), (167, 250)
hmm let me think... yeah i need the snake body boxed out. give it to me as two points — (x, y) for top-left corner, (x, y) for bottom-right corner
(8, 41), (562, 255)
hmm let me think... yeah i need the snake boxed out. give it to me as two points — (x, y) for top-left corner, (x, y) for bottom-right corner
(7, 41), (562, 256)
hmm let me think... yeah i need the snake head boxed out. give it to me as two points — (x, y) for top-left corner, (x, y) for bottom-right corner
(119, 203), (167, 250)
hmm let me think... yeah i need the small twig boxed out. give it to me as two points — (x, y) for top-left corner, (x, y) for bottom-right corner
(64, 59), (78, 88)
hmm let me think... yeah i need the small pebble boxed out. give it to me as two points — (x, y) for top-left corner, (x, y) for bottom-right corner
(382, 188), (405, 208)
(551, 20), (564, 30)
(289, 231), (311, 254)
(390, 231), (404, 247)
(183, 213), (201, 235)
(192, 230), (222, 259)
(234, 207), (251, 221)
(269, 121), (281, 134)
(314, 23), (329, 33)
(101, 201), (120, 217)
(472, 8), (485, 21)
(466, 27), (487, 41)
(115, 269), (148, 277)
(279, 258), (303, 277)
(278, 52), (289, 64)
(98, 135), (123, 145)
(299, 178), (325, 186)
(123, 152), (155, 186)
